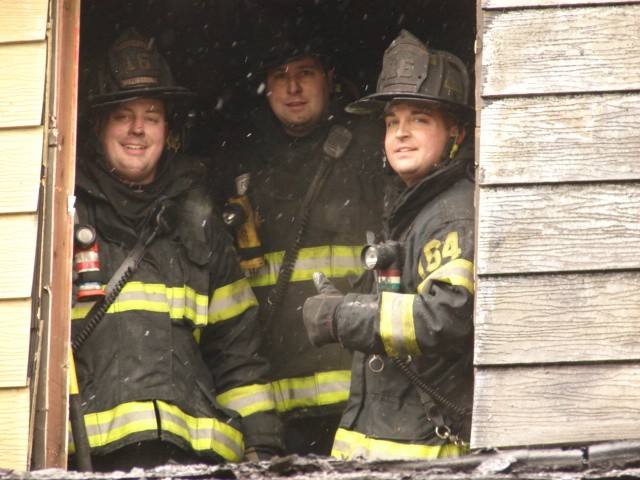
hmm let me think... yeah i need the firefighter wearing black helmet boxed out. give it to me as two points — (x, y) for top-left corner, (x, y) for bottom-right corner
(70, 28), (283, 471)
(214, 25), (387, 455)
(303, 30), (475, 460)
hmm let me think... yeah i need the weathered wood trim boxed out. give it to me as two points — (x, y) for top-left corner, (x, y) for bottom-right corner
(477, 183), (640, 275)
(0, 387), (30, 471)
(0, 0), (49, 44)
(30, 0), (80, 470)
(483, 0), (640, 9)
(475, 272), (640, 365)
(0, 215), (38, 299)
(482, 5), (640, 96)
(0, 299), (31, 388)
(0, 127), (44, 213)
(472, 364), (640, 448)
(478, 92), (640, 185)
(0, 42), (47, 129)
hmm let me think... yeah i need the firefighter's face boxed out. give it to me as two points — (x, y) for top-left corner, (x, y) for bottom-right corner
(384, 102), (464, 187)
(99, 98), (169, 185)
(266, 56), (333, 137)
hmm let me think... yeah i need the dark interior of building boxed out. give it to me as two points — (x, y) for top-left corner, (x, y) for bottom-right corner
(78, 0), (476, 157)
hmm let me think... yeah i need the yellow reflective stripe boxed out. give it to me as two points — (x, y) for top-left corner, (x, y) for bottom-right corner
(70, 282), (210, 325)
(249, 245), (364, 287)
(68, 400), (244, 462)
(156, 401), (243, 462)
(216, 383), (276, 417)
(331, 428), (468, 461)
(418, 259), (475, 295)
(380, 292), (421, 357)
(70, 401), (158, 452)
(177, 285), (209, 326)
(208, 278), (258, 324)
(272, 370), (351, 413)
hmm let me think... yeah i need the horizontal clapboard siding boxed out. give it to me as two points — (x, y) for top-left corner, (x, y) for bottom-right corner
(473, 365), (640, 447)
(475, 273), (640, 365)
(0, 388), (31, 466)
(0, 128), (44, 213)
(0, 42), (47, 129)
(484, 0), (640, 8)
(479, 93), (640, 185)
(482, 5), (640, 96)
(0, 0), (49, 471)
(0, 300), (32, 388)
(0, 0), (48, 43)
(473, 0), (640, 450)
(476, 183), (640, 275)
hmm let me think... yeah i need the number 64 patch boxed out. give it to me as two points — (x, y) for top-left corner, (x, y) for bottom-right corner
(418, 231), (462, 277)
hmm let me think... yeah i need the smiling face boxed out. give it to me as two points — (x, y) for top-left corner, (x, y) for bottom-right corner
(265, 56), (333, 137)
(384, 101), (464, 187)
(99, 97), (169, 185)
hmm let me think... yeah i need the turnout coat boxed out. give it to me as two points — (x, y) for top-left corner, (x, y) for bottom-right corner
(71, 152), (283, 462)
(330, 151), (475, 461)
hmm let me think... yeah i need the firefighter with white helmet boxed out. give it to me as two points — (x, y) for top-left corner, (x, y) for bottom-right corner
(303, 30), (475, 460)
(70, 28), (283, 470)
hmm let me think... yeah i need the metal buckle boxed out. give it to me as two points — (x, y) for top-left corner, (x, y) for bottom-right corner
(368, 355), (384, 372)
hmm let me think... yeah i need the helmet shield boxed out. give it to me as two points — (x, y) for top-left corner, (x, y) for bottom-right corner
(347, 30), (474, 124)
(87, 28), (193, 108)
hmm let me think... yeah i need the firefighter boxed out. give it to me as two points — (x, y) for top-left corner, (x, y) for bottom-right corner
(70, 28), (283, 471)
(216, 32), (387, 455)
(302, 30), (476, 460)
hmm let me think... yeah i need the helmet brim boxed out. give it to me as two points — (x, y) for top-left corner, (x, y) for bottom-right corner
(88, 86), (195, 108)
(346, 92), (475, 125)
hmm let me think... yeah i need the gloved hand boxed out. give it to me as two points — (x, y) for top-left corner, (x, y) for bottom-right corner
(303, 272), (344, 347)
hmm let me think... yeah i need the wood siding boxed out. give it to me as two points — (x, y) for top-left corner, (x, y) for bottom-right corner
(0, 0), (49, 471)
(473, 0), (640, 448)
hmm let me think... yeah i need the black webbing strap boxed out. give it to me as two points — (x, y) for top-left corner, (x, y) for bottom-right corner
(260, 125), (353, 335)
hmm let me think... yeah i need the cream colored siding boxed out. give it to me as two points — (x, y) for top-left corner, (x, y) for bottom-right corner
(0, 0), (49, 471)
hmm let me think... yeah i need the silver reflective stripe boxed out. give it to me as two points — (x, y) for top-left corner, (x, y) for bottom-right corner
(380, 292), (421, 357)
(332, 428), (467, 461)
(157, 403), (243, 461)
(217, 384), (276, 417)
(208, 278), (258, 323)
(272, 371), (351, 412)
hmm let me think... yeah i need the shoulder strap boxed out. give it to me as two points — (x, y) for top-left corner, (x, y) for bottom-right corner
(71, 198), (178, 352)
(260, 126), (353, 334)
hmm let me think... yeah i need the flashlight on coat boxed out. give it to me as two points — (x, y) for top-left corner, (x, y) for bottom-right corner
(73, 224), (106, 302)
(222, 173), (264, 274)
(361, 240), (404, 292)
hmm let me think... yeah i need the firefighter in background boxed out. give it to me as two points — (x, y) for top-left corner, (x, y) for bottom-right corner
(303, 30), (476, 460)
(216, 30), (387, 454)
(71, 28), (283, 471)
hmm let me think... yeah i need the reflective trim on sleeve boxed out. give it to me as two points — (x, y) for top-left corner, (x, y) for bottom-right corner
(417, 259), (475, 295)
(216, 383), (277, 417)
(379, 292), (421, 357)
(271, 370), (351, 413)
(208, 277), (258, 324)
(68, 400), (244, 462)
(331, 428), (468, 461)
(248, 246), (364, 288)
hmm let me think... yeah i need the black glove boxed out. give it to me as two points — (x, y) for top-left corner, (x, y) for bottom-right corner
(303, 272), (344, 347)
